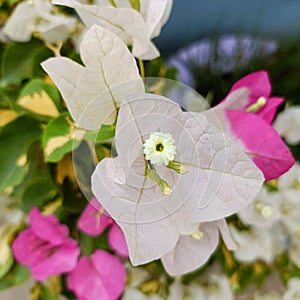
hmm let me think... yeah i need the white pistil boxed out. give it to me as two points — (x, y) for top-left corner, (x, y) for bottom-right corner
(147, 169), (173, 196)
(143, 132), (176, 166)
(246, 96), (267, 113)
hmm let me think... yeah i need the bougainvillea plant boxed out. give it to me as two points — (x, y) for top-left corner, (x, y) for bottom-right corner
(0, 0), (299, 299)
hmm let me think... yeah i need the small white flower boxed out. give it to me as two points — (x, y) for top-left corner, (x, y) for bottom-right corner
(274, 106), (300, 145)
(3, 0), (77, 43)
(283, 278), (300, 300)
(229, 224), (285, 263)
(238, 186), (282, 228)
(202, 274), (234, 300)
(253, 291), (282, 300)
(168, 280), (206, 300)
(143, 132), (176, 166)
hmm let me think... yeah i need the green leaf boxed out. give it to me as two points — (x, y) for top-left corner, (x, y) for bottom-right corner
(78, 231), (110, 257)
(0, 87), (18, 108)
(128, 0), (140, 11)
(42, 113), (81, 163)
(78, 232), (94, 256)
(71, 142), (96, 201)
(20, 171), (60, 212)
(108, 0), (117, 7)
(61, 178), (86, 214)
(1, 39), (52, 86)
(0, 116), (41, 192)
(18, 78), (62, 112)
(40, 285), (59, 300)
(84, 125), (115, 143)
(17, 142), (60, 212)
(147, 58), (178, 81)
(0, 263), (30, 291)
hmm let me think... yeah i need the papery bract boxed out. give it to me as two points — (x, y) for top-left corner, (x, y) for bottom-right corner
(161, 219), (236, 276)
(283, 278), (300, 300)
(276, 163), (300, 238)
(42, 25), (144, 130)
(12, 208), (80, 281)
(207, 71), (295, 181)
(219, 71), (283, 124)
(92, 94), (263, 274)
(78, 200), (128, 257)
(238, 186), (282, 228)
(225, 110), (295, 181)
(78, 199), (112, 236)
(67, 250), (126, 300)
(52, 0), (172, 59)
(229, 224), (284, 263)
(3, 0), (77, 43)
(161, 222), (219, 276)
(108, 223), (129, 257)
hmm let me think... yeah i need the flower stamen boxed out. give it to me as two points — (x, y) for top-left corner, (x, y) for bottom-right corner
(191, 229), (203, 240)
(147, 169), (173, 196)
(246, 96), (267, 113)
(168, 160), (188, 174)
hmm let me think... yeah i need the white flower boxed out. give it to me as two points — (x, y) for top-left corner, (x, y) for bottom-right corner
(168, 280), (206, 300)
(288, 241), (300, 269)
(238, 186), (282, 228)
(238, 164), (300, 267)
(274, 106), (300, 145)
(3, 0), (77, 43)
(278, 163), (300, 203)
(229, 224), (285, 263)
(122, 265), (163, 300)
(143, 132), (176, 166)
(253, 291), (282, 300)
(52, 0), (173, 59)
(92, 94), (264, 274)
(283, 278), (300, 300)
(277, 164), (300, 239)
(202, 274), (234, 300)
(166, 271), (234, 300)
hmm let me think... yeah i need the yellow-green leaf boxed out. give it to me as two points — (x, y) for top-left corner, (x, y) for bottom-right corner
(0, 109), (18, 127)
(18, 90), (59, 118)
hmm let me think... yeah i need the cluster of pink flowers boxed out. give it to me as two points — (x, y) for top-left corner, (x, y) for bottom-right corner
(13, 201), (128, 300)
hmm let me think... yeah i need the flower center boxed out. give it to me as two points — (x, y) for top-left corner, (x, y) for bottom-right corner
(156, 143), (164, 152)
